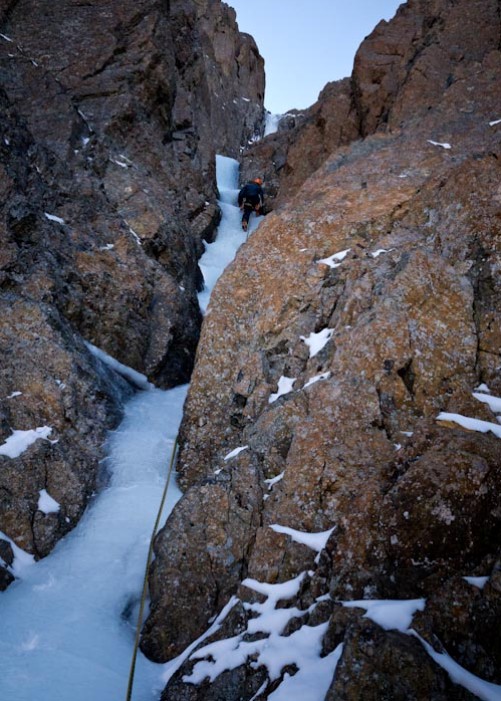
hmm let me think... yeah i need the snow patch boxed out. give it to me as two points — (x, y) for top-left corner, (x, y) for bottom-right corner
(0, 426), (52, 458)
(224, 445), (248, 461)
(304, 371), (331, 389)
(6, 391), (22, 399)
(269, 376), (296, 404)
(0, 530), (36, 577)
(44, 212), (65, 224)
(317, 248), (351, 268)
(162, 596), (239, 686)
(474, 383), (491, 393)
(342, 598), (425, 632)
(463, 576), (489, 589)
(489, 119), (501, 127)
(264, 472), (284, 490)
(182, 572), (343, 701)
(270, 524), (334, 553)
(427, 140), (451, 149)
(300, 328), (334, 358)
(38, 489), (60, 515)
(473, 392), (501, 415)
(437, 412), (501, 439)
(370, 248), (395, 258)
(412, 631), (501, 701)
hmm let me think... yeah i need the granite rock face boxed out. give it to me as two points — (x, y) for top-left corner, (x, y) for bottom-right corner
(0, 0), (264, 580)
(144, 0), (501, 696)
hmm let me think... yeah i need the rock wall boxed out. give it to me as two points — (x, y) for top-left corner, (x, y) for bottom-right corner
(242, 0), (501, 212)
(143, 0), (501, 697)
(0, 0), (264, 582)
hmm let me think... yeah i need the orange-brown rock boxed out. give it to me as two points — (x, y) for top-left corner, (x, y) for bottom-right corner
(145, 0), (501, 696)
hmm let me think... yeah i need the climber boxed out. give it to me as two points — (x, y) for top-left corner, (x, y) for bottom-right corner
(238, 177), (264, 232)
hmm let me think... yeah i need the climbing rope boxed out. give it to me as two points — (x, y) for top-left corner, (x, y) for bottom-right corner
(125, 434), (179, 701)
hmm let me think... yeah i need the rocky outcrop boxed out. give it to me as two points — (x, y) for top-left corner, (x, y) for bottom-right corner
(0, 0), (264, 580)
(242, 0), (501, 213)
(240, 77), (359, 210)
(143, 0), (501, 696)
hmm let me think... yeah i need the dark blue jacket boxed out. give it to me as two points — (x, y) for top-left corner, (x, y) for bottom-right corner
(238, 182), (264, 208)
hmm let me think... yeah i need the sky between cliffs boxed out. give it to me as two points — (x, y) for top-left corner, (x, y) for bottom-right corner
(227, 0), (404, 114)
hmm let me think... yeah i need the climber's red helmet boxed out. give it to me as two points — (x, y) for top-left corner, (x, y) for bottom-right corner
(253, 177), (263, 185)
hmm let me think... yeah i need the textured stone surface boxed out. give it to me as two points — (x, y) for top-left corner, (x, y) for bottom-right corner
(146, 0), (501, 696)
(325, 616), (475, 701)
(0, 0), (264, 576)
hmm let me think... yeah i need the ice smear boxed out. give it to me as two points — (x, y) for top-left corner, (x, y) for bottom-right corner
(304, 371), (331, 389)
(463, 576), (489, 589)
(0, 386), (188, 701)
(437, 412), (501, 439)
(198, 155), (262, 313)
(85, 341), (153, 391)
(0, 32), (13, 42)
(412, 632), (501, 701)
(300, 328), (334, 357)
(342, 598), (425, 632)
(270, 524), (335, 553)
(318, 248), (351, 268)
(269, 376), (296, 403)
(473, 392), (501, 414)
(183, 572), (343, 700)
(427, 140), (451, 149)
(37, 489), (60, 515)
(264, 112), (282, 136)
(44, 212), (65, 224)
(0, 426), (52, 458)
(224, 445), (248, 461)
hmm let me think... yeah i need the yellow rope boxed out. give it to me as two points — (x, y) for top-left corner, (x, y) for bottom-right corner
(125, 434), (179, 701)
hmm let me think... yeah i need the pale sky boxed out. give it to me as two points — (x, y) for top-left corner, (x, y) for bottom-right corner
(227, 0), (404, 114)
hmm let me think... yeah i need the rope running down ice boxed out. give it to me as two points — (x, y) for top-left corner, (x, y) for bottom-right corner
(125, 434), (179, 701)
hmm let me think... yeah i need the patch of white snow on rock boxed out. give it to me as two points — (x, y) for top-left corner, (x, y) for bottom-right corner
(223, 445), (248, 461)
(300, 328), (334, 358)
(303, 371), (331, 389)
(37, 489), (60, 515)
(0, 426), (53, 458)
(427, 139), (451, 149)
(269, 376), (296, 404)
(270, 524), (335, 553)
(317, 248), (351, 268)
(44, 212), (65, 224)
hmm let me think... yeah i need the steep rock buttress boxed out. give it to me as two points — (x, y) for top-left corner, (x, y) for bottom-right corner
(143, 0), (501, 698)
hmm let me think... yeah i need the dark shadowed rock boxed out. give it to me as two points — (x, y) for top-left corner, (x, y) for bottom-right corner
(326, 616), (475, 701)
(0, 0), (264, 576)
